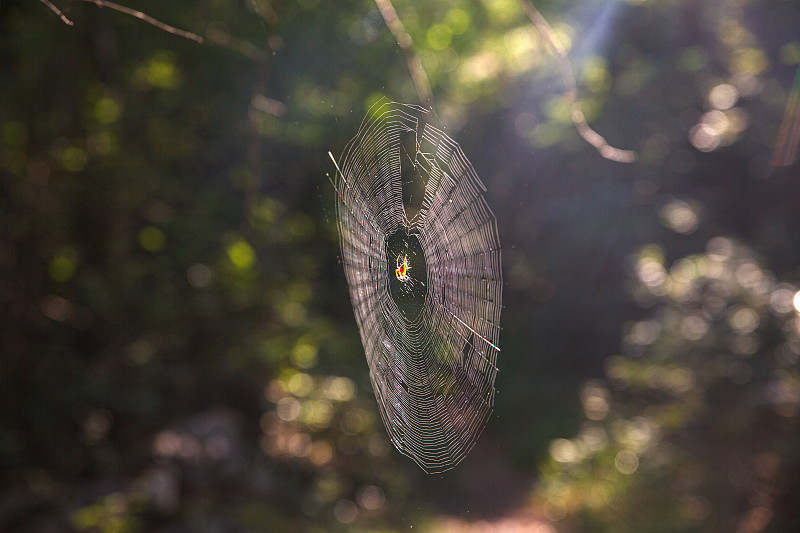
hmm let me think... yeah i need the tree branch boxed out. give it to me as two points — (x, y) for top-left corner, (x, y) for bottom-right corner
(374, 0), (433, 109)
(518, 0), (636, 163)
(73, 0), (203, 43)
(43, 0), (203, 43)
(204, 26), (269, 61)
(39, 0), (74, 25)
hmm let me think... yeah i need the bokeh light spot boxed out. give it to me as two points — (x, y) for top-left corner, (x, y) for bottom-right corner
(187, 263), (214, 287)
(681, 315), (709, 341)
(137, 52), (181, 89)
(729, 306), (760, 334)
(504, 27), (537, 62)
(427, 24), (453, 51)
(482, 0), (518, 24)
(357, 485), (386, 511)
(460, 51), (501, 83)
(731, 48), (769, 75)
(94, 98), (121, 124)
(708, 83), (738, 110)
(49, 249), (79, 282)
(323, 377), (356, 402)
(226, 239), (255, 269)
(689, 123), (721, 152)
(61, 146), (87, 172)
(625, 320), (659, 347)
(138, 226), (166, 252)
(276, 397), (301, 422)
(291, 339), (319, 369)
(302, 399), (333, 429)
(333, 499), (358, 524)
(661, 200), (699, 234)
(287, 372), (314, 397)
(581, 381), (610, 420)
(615, 450), (639, 474)
(637, 257), (666, 290)
(719, 19), (749, 47)
(445, 8), (470, 35)
(309, 440), (333, 466)
(550, 438), (581, 463)
(769, 286), (796, 315)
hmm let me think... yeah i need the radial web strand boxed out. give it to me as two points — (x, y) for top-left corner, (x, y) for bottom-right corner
(331, 100), (502, 473)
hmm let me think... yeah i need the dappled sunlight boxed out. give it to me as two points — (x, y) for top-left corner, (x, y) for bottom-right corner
(4, 0), (800, 530)
(533, 237), (800, 531)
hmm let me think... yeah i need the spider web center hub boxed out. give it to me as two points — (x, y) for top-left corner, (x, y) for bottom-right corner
(386, 229), (427, 321)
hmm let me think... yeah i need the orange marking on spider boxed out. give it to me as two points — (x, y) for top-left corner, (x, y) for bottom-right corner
(395, 254), (410, 281)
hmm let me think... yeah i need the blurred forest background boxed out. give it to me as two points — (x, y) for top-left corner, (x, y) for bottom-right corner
(2, 0), (800, 531)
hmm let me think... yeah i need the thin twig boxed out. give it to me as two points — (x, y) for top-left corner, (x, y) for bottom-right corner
(205, 26), (268, 61)
(518, 0), (636, 163)
(374, 0), (433, 109)
(40, 0), (74, 25)
(73, 0), (203, 43)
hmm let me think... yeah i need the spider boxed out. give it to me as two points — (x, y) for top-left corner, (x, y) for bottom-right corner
(395, 253), (410, 282)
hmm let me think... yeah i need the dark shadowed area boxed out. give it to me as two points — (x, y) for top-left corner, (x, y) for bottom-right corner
(2, 0), (800, 531)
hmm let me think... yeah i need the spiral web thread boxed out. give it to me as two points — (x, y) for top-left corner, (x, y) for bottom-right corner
(331, 100), (502, 473)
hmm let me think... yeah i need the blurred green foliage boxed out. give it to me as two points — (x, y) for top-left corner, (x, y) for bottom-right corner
(535, 238), (800, 532)
(1, 0), (799, 531)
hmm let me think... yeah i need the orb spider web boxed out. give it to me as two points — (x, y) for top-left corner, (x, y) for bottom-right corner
(330, 100), (502, 473)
